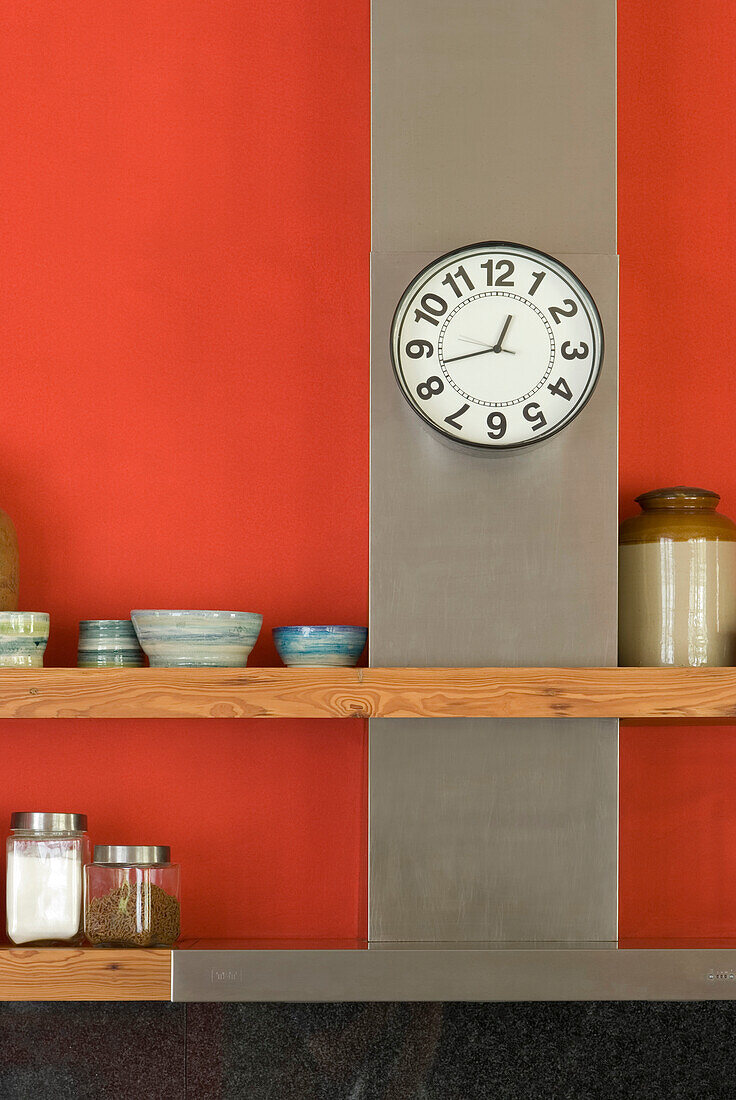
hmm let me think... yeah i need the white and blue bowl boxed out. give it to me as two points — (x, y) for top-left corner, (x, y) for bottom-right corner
(0, 612), (50, 668)
(131, 610), (263, 668)
(78, 619), (145, 668)
(273, 625), (368, 667)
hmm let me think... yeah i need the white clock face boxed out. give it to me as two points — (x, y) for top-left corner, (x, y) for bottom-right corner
(390, 242), (604, 449)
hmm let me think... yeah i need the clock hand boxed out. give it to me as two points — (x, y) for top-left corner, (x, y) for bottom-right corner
(445, 340), (516, 364)
(458, 335), (496, 349)
(443, 347), (498, 365)
(492, 314), (513, 352)
(453, 320), (517, 359)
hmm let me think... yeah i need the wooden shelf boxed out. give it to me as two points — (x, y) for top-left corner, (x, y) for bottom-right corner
(5, 941), (736, 1001)
(0, 666), (733, 720)
(0, 946), (170, 1000)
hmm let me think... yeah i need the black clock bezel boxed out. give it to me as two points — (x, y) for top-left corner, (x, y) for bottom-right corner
(389, 240), (605, 451)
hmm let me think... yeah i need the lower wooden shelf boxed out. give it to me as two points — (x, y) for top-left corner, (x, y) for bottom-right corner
(0, 666), (735, 720)
(5, 941), (736, 1002)
(0, 946), (171, 1000)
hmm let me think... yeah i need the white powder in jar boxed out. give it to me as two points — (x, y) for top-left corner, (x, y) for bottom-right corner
(6, 843), (83, 944)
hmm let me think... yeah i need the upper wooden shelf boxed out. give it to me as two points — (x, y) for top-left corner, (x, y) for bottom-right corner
(0, 666), (733, 720)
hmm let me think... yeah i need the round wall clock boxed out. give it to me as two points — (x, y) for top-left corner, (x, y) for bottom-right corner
(390, 242), (604, 450)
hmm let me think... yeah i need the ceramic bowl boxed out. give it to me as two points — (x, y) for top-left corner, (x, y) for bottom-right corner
(0, 612), (50, 668)
(273, 625), (367, 667)
(130, 610), (263, 668)
(78, 619), (145, 668)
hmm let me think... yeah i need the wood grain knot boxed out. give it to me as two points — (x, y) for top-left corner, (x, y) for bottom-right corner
(335, 694), (374, 718)
(210, 703), (241, 718)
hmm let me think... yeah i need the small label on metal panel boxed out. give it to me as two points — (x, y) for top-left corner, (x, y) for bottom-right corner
(210, 967), (244, 985)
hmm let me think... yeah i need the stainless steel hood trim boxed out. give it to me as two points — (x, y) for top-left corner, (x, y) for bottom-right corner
(172, 945), (736, 1002)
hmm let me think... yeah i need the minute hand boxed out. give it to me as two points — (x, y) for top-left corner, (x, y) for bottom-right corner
(444, 346), (514, 364)
(443, 347), (498, 365)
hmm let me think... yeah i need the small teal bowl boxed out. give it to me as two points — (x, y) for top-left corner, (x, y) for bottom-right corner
(131, 610), (263, 668)
(273, 625), (367, 667)
(78, 619), (145, 668)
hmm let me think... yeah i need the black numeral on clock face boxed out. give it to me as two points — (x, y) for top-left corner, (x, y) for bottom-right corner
(414, 293), (447, 326)
(560, 340), (588, 360)
(549, 299), (578, 324)
(444, 403), (470, 430)
(481, 259), (514, 287)
(487, 411), (507, 439)
(523, 403), (547, 431)
(441, 266), (474, 298)
(547, 376), (572, 401)
(416, 376), (444, 400)
(528, 270), (546, 296)
(405, 339), (434, 359)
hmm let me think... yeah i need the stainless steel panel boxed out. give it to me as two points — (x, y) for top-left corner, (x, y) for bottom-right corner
(173, 945), (736, 1002)
(368, 252), (618, 942)
(369, 718), (618, 941)
(370, 0), (618, 946)
(369, 252), (618, 668)
(372, 0), (616, 257)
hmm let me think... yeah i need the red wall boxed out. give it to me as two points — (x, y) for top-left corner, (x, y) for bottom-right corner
(0, 0), (369, 938)
(2, 0), (735, 941)
(618, 1), (736, 937)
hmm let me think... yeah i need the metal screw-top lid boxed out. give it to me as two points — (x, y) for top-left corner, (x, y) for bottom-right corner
(10, 812), (87, 833)
(93, 845), (171, 865)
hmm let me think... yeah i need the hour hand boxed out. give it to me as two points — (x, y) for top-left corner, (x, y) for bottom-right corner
(493, 314), (513, 352)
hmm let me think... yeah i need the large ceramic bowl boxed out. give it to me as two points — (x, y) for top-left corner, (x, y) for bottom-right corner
(273, 625), (367, 667)
(0, 612), (50, 668)
(131, 610), (262, 668)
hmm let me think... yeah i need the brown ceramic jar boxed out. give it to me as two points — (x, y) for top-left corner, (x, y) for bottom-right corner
(0, 509), (18, 612)
(619, 487), (736, 667)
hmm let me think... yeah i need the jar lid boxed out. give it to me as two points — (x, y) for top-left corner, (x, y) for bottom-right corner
(93, 845), (170, 865)
(11, 812), (87, 833)
(635, 486), (720, 511)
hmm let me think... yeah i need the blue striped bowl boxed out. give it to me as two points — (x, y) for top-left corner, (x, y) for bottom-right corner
(131, 610), (263, 668)
(273, 625), (367, 667)
(0, 612), (50, 668)
(78, 619), (145, 668)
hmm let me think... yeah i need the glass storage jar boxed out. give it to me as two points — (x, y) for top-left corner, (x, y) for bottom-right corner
(619, 486), (736, 666)
(85, 846), (180, 947)
(6, 812), (90, 945)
